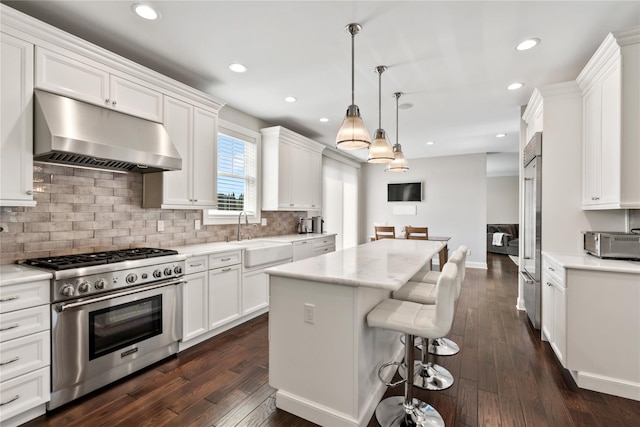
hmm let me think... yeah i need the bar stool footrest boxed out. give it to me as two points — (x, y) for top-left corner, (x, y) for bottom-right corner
(378, 361), (406, 387)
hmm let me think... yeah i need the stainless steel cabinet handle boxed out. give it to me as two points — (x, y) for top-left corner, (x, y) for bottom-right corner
(0, 356), (20, 366)
(0, 395), (20, 406)
(26, 190), (33, 195)
(105, 98), (110, 105)
(549, 267), (555, 272)
(221, 267), (231, 272)
(112, 100), (117, 106)
(546, 282), (553, 287)
(0, 323), (19, 332)
(220, 257), (231, 262)
(0, 295), (19, 302)
(189, 262), (203, 268)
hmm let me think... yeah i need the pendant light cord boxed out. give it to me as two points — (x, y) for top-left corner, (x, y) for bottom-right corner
(350, 32), (355, 106)
(395, 93), (400, 145)
(378, 69), (382, 128)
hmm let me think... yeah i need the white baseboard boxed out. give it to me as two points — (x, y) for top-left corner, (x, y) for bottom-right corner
(467, 261), (488, 269)
(571, 370), (640, 401)
(516, 297), (525, 311)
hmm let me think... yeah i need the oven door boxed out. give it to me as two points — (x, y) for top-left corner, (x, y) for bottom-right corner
(50, 279), (183, 409)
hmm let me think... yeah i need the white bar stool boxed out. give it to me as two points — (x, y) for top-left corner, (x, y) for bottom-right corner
(392, 250), (464, 390)
(367, 263), (458, 427)
(405, 245), (468, 356)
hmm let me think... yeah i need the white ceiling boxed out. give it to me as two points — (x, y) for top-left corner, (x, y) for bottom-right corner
(4, 1), (639, 171)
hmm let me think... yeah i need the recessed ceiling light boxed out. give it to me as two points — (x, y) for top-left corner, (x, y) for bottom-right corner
(516, 38), (540, 51)
(426, 141), (434, 145)
(320, 118), (329, 122)
(284, 96), (297, 103)
(228, 63), (247, 73)
(507, 82), (524, 91)
(132, 4), (159, 20)
(496, 133), (506, 138)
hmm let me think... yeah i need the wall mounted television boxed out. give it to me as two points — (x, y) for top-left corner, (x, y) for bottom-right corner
(387, 182), (422, 202)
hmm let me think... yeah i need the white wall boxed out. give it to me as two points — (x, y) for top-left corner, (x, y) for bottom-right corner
(487, 176), (519, 223)
(361, 153), (487, 268)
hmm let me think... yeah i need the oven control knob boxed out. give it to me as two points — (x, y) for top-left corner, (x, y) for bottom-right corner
(95, 279), (107, 290)
(79, 282), (92, 293)
(153, 270), (162, 278)
(60, 285), (75, 297)
(126, 273), (138, 284)
(164, 268), (173, 276)
(174, 266), (183, 275)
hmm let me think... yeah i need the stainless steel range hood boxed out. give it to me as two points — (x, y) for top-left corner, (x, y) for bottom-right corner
(34, 90), (181, 173)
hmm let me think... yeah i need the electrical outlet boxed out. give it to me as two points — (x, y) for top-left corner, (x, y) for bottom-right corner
(194, 219), (201, 230)
(261, 218), (267, 226)
(304, 303), (315, 324)
(157, 220), (164, 232)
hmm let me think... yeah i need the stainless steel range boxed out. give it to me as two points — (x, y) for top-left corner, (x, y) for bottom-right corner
(21, 248), (185, 410)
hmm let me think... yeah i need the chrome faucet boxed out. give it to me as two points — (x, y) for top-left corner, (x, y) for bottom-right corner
(237, 211), (248, 241)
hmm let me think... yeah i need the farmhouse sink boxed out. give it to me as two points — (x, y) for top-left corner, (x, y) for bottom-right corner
(231, 240), (293, 268)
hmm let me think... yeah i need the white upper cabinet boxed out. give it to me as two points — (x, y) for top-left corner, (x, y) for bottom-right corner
(261, 126), (325, 211)
(1, 33), (35, 207)
(577, 27), (640, 209)
(142, 96), (217, 209)
(35, 47), (163, 122)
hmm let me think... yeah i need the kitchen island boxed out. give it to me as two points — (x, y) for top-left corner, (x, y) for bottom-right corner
(266, 239), (445, 427)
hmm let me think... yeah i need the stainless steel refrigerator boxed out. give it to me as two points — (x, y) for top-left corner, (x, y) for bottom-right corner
(521, 132), (542, 329)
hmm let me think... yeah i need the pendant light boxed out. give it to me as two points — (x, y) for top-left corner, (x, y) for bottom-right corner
(368, 66), (395, 163)
(386, 92), (409, 172)
(336, 23), (370, 150)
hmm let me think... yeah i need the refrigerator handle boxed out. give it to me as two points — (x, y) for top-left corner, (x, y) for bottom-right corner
(520, 271), (535, 284)
(522, 177), (534, 260)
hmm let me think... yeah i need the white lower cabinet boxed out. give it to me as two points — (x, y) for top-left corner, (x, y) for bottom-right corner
(541, 255), (566, 366)
(292, 240), (315, 261)
(182, 269), (209, 342)
(292, 235), (336, 261)
(0, 271), (51, 427)
(209, 265), (241, 329)
(241, 269), (269, 316)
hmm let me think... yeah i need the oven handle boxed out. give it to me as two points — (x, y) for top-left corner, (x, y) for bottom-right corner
(55, 278), (186, 313)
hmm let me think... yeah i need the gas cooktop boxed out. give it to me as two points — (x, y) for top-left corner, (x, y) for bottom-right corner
(21, 248), (179, 270)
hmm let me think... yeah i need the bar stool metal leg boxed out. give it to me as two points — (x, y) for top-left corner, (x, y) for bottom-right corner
(428, 337), (460, 356)
(375, 334), (445, 427)
(399, 337), (454, 391)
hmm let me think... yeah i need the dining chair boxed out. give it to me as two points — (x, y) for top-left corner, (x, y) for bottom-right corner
(374, 226), (396, 240)
(405, 226), (429, 240)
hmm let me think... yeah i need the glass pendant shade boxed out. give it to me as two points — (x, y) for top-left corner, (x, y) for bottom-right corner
(368, 65), (394, 163)
(368, 129), (394, 162)
(336, 105), (371, 149)
(385, 144), (409, 172)
(386, 91), (409, 172)
(336, 23), (370, 150)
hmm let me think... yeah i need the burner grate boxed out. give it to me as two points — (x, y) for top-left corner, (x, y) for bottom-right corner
(22, 248), (178, 270)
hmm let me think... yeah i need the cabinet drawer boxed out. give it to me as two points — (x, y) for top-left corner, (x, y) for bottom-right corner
(209, 251), (241, 269)
(313, 235), (335, 249)
(0, 331), (50, 383)
(0, 305), (49, 343)
(0, 367), (49, 424)
(185, 256), (208, 274)
(0, 280), (50, 314)
(543, 257), (565, 287)
(314, 245), (335, 256)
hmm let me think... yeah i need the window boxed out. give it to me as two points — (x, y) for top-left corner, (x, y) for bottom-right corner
(203, 120), (259, 224)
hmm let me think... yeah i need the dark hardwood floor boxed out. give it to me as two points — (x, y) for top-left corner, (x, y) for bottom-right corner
(24, 252), (640, 427)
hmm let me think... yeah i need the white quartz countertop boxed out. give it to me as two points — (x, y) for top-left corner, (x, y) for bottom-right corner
(266, 239), (444, 290)
(0, 264), (52, 286)
(170, 233), (336, 257)
(543, 251), (640, 274)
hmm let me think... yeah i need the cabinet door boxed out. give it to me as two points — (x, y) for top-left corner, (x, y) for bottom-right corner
(209, 265), (241, 330)
(552, 284), (566, 366)
(35, 47), (109, 107)
(290, 145), (311, 208)
(1, 34), (35, 207)
(162, 96), (193, 206)
(309, 152), (322, 210)
(191, 108), (217, 207)
(182, 272), (208, 342)
(242, 269), (269, 316)
(541, 272), (554, 343)
(277, 142), (293, 208)
(110, 75), (163, 122)
(598, 60), (622, 206)
(582, 85), (601, 206)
